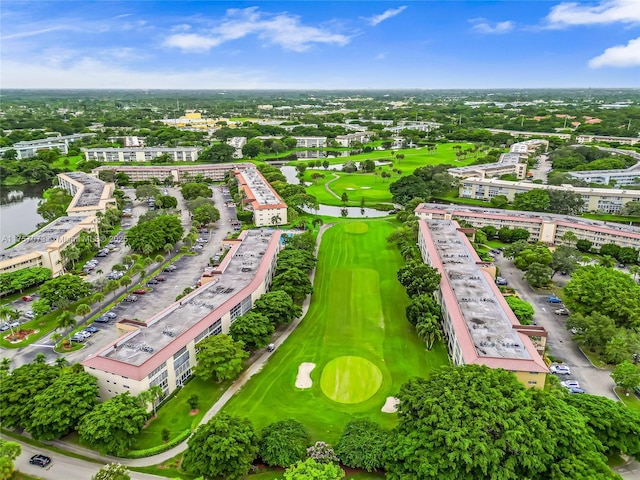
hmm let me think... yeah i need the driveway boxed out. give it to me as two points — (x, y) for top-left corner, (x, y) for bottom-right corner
(494, 254), (617, 399)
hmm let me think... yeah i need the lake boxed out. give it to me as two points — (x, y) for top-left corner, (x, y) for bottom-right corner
(0, 183), (48, 250)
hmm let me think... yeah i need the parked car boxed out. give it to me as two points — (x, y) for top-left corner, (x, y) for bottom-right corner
(77, 330), (92, 339)
(7, 321), (20, 329)
(0, 324), (9, 331)
(94, 315), (110, 323)
(155, 276), (166, 282)
(147, 279), (158, 285)
(29, 455), (51, 467)
(550, 364), (571, 375)
(496, 277), (508, 286)
(561, 380), (580, 389)
(71, 334), (86, 343)
(568, 387), (585, 394)
(22, 295), (34, 302)
(163, 265), (177, 272)
(133, 289), (147, 295)
(547, 296), (562, 304)
(124, 295), (138, 302)
(84, 326), (99, 333)
(25, 311), (35, 319)
(554, 308), (570, 316)
(106, 311), (117, 319)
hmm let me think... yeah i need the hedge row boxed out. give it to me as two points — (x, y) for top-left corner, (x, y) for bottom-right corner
(125, 429), (191, 458)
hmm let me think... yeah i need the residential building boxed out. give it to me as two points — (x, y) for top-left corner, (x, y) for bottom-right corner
(449, 140), (548, 180)
(83, 147), (202, 163)
(81, 229), (281, 400)
(92, 163), (253, 183)
(417, 219), (548, 388)
(280, 124), (318, 132)
(414, 203), (640, 250)
(0, 133), (94, 159)
(567, 147), (640, 187)
(335, 132), (372, 147)
(292, 137), (326, 148)
(486, 129), (572, 140)
(387, 122), (441, 134)
(0, 215), (100, 278)
(235, 168), (288, 227)
(576, 135), (640, 146)
(459, 177), (640, 213)
(56, 172), (117, 217)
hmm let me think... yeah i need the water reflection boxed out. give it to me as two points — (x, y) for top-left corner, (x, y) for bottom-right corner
(0, 182), (49, 250)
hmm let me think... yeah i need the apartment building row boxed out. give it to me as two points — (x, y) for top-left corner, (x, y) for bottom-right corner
(449, 139), (548, 180)
(417, 219), (548, 388)
(414, 203), (640, 250)
(0, 133), (96, 159)
(459, 177), (640, 214)
(92, 163), (254, 183)
(566, 147), (640, 187)
(234, 168), (288, 227)
(83, 147), (202, 163)
(0, 172), (115, 278)
(82, 229), (282, 400)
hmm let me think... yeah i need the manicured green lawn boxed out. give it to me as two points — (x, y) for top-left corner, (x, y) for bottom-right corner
(615, 387), (640, 412)
(132, 374), (230, 450)
(300, 144), (476, 207)
(51, 155), (84, 170)
(223, 220), (449, 442)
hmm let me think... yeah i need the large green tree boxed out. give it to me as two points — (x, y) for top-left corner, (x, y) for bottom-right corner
(195, 334), (249, 382)
(0, 440), (21, 480)
(259, 419), (309, 467)
(38, 274), (93, 308)
(512, 189), (551, 212)
(389, 175), (430, 205)
(77, 392), (147, 456)
(567, 312), (618, 350)
(385, 365), (618, 480)
(37, 187), (73, 221)
(0, 362), (60, 429)
(276, 248), (316, 274)
(405, 293), (442, 326)
(28, 371), (98, 440)
(550, 246), (581, 277)
(271, 268), (313, 303)
(182, 413), (259, 480)
(397, 262), (441, 298)
(611, 361), (640, 393)
(524, 262), (553, 288)
(505, 296), (535, 325)
(125, 214), (183, 253)
(135, 184), (160, 200)
(92, 463), (131, 480)
(0, 267), (51, 295)
(229, 311), (274, 350)
(335, 419), (387, 472)
(181, 182), (213, 200)
(192, 204), (220, 226)
(253, 290), (302, 325)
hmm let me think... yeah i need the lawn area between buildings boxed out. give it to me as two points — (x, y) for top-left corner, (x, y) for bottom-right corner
(222, 220), (449, 443)
(131, 376), (230, 451)
(615, 387), (640, 412)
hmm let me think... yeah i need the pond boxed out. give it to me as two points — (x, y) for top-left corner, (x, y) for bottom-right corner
(302, 204), (392, 218)
(0, 182), (49, 250)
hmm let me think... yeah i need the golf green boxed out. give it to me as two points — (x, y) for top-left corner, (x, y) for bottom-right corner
(320, 356), (383, 404)
(222, 220), (450, 442)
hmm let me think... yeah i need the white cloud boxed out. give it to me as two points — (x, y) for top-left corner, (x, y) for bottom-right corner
(589, 36), (640, 67)
(0, 58), (278, 89)
(113, 13), (134, 19)
(364, 6), (407, 26)
(547, 0), (640, 26)
(376, 53), (386, 60)
(1, 26), (70, 40)
(471, 20), (514, 34)
(163, 7), (350, 52)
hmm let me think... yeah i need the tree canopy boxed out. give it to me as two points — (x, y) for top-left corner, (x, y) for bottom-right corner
(385, 365), (621, 480)
(259, 419), (310, 467)
(125, 214), (183, 254)
(283, 458), (345, 480)
(335, 419), (387, 472)
(182, 412), (259, 480)
(271, 268), (314, 303)
(397, 262), (441, 298)
(195, 334), (249, 382)
(77, 392), (147, 456)
(229, 311), (274, 350)
(38, 274), (93, 309)
(181, 182), (213, 200)
(253, 290), (302, 325)
(276, 248), (316, 275)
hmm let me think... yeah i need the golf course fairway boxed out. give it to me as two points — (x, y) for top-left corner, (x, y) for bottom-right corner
(222, 220), (449, 442)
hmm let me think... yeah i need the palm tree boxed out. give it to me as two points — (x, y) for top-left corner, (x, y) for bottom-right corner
(270, 214), (282, 227)
(56, 310), (77, 344)
(416, 315), (442, 350)
(122, 255), (133, 266)
(54, 357), (69, 369)
(143, 257), (154, 267)
(33, 353), (47, 364)
(0, 357), (11, 372)
(164, 243), (173, 255)
(154, 254), (164, 264)
(599, 255), (616, 268)
(142, 244), (153, 256)
(144, 385), (164, 416)
(92, 292), (105, 304)
(120, 275), (132, 290)
(0, 305), (21, 338)
(561, 231), (578, 248)
(75, 303), (91, 320)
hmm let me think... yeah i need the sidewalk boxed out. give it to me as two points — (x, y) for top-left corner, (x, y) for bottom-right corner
(48, 224), (334, 467)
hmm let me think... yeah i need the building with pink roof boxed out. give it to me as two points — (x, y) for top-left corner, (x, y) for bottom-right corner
(418, 219), (548, 388)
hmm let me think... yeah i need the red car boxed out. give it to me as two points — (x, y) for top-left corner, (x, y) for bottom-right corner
(22, 295), (34, 302)
(155, 276), (166, 282)
(133, 289), (147, 295)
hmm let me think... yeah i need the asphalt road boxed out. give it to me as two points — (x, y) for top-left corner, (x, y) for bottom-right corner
(8, 438), (165, 480)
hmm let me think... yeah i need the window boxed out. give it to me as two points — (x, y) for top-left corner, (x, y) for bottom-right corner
(230, 302), (242, 322)
(173, 346), (187, 360)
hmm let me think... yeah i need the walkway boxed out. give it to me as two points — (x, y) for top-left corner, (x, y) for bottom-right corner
(45, 224), (334, 467)
(324, 174), (341, 200)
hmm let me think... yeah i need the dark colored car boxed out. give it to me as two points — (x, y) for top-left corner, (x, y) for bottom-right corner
(147, 279), (158, 285)
(94, 315), (110, 323)
(84, 326), (99, 333)
(29, 454), (51, 467)
(155, 276), (166, 282)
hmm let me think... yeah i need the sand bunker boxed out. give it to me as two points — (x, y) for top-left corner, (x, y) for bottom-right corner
(361, 186), (371, 189)
(381, 396), (400, 413)
(295, 362), (316, 389)
(345, 187), (355, 190)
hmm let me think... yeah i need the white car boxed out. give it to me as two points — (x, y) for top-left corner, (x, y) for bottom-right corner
(76, 330), (92, 339)
(550, 364), (571, 375)
(561, 380), (580, 389)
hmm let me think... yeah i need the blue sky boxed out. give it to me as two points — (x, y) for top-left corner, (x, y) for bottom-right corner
(1, 1), (639, 89)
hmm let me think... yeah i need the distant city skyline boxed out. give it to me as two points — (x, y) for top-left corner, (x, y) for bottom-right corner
(1, 1), (639, 89)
